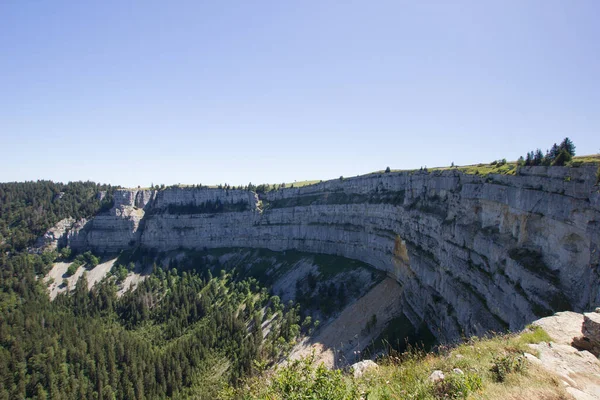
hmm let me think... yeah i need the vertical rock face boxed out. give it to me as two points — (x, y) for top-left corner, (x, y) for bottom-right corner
(68, 165), (600, 342)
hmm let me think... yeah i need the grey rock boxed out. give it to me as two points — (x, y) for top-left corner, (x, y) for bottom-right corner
(428, 370), (445, 382)
(62, 165), (600, 342)
(350, 360), (378, 378)
(574, 313), (600, 356)
(523, 352), (542, 366)
(33, 217), (76, 251)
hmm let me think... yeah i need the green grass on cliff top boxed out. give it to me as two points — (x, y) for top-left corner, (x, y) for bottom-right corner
(128, 154), (599, 190)
(222, 325), (564, 400)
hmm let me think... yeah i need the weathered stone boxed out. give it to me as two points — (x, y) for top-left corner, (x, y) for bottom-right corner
(350, 360), (378, 378)
(575, 313), (600, 357)
(62, 165), (600, 342)
(532, 311), (585, 345)
(523, 352), (542, 366)
(428, 370), (445, 382)
(529, 341), (600, 399)
(34, 217), (76, 251)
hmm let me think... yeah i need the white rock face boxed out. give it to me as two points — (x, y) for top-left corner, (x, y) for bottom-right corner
(351, 360), (378, 378)
(34, 217), (76, 251)
(65, 165), (600, 341)
(428, 370), (445, 382)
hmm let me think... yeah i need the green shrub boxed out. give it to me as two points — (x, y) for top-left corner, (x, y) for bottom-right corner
(234, 355), (359, 400)
(490, 353), (526, 382)
(66, 264), (78, 276)
(59, 246), (72, 260)
(83, 251), (100, 268)
(110, 264), (129, 283)
(434, 372), (483, 399)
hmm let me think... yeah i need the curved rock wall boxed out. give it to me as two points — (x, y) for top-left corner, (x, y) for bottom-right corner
(68, 165), (600, 342)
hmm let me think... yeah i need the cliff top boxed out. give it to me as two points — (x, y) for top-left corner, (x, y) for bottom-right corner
(123, 154), (600, 191)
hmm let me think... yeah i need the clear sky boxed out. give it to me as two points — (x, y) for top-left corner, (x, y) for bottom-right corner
(1, 1), (598, 187)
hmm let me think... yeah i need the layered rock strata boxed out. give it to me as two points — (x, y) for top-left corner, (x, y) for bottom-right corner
(65, 165), (600, 342)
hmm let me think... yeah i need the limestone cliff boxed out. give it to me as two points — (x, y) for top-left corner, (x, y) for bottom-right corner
(66, 165), (600, 342)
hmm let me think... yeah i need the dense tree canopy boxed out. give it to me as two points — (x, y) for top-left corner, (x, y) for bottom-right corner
(0, 181), (116, 253)
(0, 180), (302, 399)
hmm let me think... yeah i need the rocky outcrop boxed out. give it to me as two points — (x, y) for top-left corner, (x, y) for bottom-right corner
(529, 310), (600, 400)
(33, 217), (76, 251)
(66, 165), (600, 342)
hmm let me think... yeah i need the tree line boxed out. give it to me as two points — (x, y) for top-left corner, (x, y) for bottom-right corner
(519, 137), (576, 167)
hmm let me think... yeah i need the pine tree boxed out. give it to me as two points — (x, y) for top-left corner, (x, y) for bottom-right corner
(548, 143), (560, 162)
(559, 137), (576, 156)
(533, 149), (544, 166)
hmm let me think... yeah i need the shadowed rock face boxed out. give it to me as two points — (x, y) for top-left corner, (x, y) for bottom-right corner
(67, 165), (600, 342)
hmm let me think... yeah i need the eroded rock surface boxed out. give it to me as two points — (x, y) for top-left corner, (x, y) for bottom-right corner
(59, 165), (600, 341)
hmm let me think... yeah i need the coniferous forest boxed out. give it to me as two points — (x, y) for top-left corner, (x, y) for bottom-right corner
(0, 181), (301, 399)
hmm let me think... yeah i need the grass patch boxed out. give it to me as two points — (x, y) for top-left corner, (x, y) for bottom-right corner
(230, 326), (565, 399)
(571, 154), (600, 164)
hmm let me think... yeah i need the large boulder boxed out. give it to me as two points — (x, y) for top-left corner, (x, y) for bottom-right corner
(573, 313), (600, 357)
(532, 311), (584, 345)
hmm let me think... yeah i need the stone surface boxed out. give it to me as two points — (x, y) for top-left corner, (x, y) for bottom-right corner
(523, 352), (542, 366)
(59, 165), (600, 341)
(533, 311), (585, 345)
(584, 313), (600, 344)
(428, 370), (445, 383)
(574, 313), (600, 356)
(529, 342), (600, 399)
(34, 217), (76, 251)
(350, 360), (379, 378)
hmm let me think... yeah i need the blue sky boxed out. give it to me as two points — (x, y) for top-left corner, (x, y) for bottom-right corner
(1, 1), (598, 187)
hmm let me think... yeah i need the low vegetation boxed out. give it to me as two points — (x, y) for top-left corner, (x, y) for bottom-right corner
(224, 326), (561, 399)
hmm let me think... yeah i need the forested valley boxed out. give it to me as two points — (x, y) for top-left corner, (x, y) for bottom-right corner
(0, 181), (302, 399)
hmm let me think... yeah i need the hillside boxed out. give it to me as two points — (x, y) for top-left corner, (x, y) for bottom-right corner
(52, 162), (600, 342)
(0, 155), (599, 399)
(229, 311), (600, 399)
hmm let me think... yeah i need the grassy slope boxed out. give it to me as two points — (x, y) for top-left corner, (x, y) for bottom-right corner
(278, 153), (600, 191)
(225, 326), (572, 399)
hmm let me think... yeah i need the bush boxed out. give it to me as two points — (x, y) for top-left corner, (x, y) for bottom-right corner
(111, 264), (129, 283)
(66, 264), (78, 276)
(83, 251), (100, 268)
(264, 355), (358, 400)
(385, 166), (391, 173)
(434, 372), (483, 399)
(552, 149), (572, 166)
(490, 353), (526, 382)
(59, 246), (72, 260)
